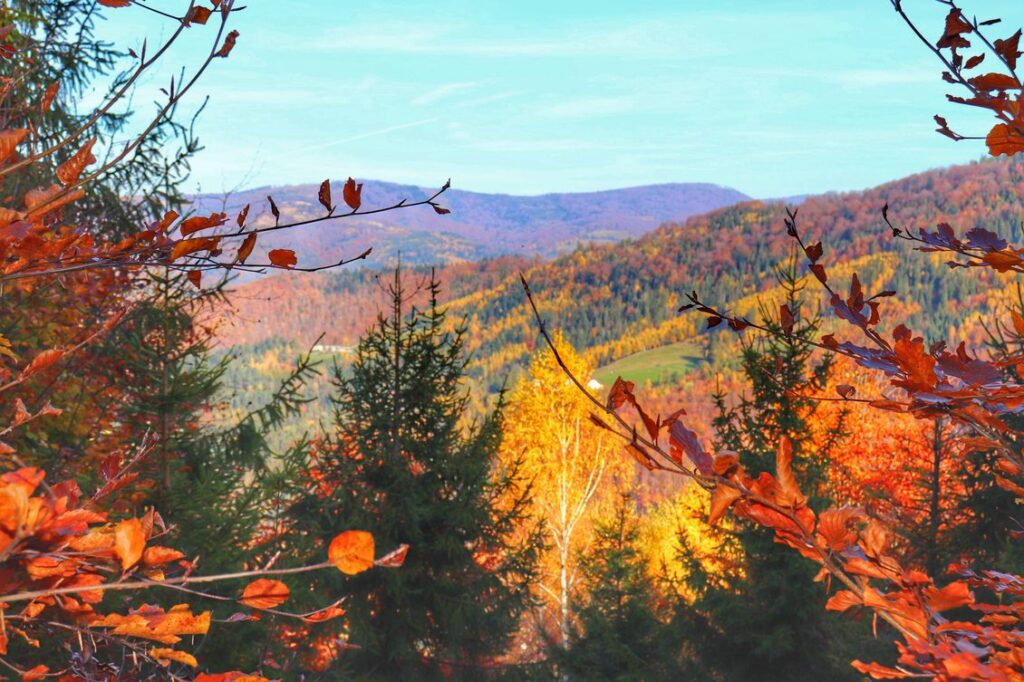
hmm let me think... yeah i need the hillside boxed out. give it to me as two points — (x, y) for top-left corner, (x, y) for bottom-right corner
(217, 156), (1024, 383)
(192, 180), (749, 270)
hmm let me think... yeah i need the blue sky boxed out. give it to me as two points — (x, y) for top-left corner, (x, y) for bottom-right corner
(103, 0), (1019, 198)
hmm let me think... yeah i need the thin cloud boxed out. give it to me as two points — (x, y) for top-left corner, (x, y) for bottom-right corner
(412, 82), (482, 106)
(296, 118), (439, 153)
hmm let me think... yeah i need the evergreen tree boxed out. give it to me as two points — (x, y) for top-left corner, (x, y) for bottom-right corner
(674, 255), (886, 681)
(557, 493), (690, 681)
(287, 269), (540, 679)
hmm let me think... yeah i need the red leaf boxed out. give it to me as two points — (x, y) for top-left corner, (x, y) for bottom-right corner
(268, 249), (297, 269)
(343, 177), (362, 210)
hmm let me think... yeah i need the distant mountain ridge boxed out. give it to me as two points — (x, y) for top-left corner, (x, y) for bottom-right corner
(192, 179), (749, 269)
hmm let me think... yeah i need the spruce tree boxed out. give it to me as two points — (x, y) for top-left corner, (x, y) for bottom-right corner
(674, 255), (886, 681)
(287, 269), (540, 679)
(558, 493), (688, 681)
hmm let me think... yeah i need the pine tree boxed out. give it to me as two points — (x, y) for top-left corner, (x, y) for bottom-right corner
(286, 268), (540, 679)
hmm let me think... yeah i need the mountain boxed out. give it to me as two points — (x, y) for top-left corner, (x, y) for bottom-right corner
(215, 156), (1024, 398)
(192, 180), (749, 269)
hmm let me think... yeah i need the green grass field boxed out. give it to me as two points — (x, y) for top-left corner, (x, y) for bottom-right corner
(593, 341), (703, 389)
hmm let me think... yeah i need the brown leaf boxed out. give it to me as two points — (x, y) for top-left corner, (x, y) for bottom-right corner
(236, 233), (256, 265)
(329, 530), (375, 574)
(240, 579), (290, 609)
(185, 6), (213, 24)
(318, 179), (332, 212)
(216, 29), (239, 58)
(779, 304), (795, 335)
(55, 137), (97, 185)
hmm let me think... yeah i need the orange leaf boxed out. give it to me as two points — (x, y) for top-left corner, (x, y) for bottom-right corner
(268, 249), (297, 269)
(825, 590), (861, 612)
(240, 579), (290, 609)
(924, 581), (973, 612)
(302, 604), (346, 623)
(150, 647), (198, 668)
(56, 137), (97, 185)
(22, 665), (48, 682)
(1012, 310), (1024, 337)
(179, 212), (226, 236)
(775, 436), (805, 506)
(98, 0), (131, 6)
(236, 233), (256, 265)
(987, 122), (1024, 157)
(187, 270), (202, 289)
(709, 485), (742, 525)
(850, 661), (911, 679)
(157, 210), (180, 232)
(893, 336), (937, 392)
(19, 348), (63, 379)
(329, 530), (375, 575)
(171, 236), (220, 261)
(40, 81), (60, 113)
(115, 518), (145, 570)
(981, 248), (1023, 272)
(343, 177), (362, 210)
(142, 546), (185, 566)
(0, 128), (28, 163)
(817, 506), (861, 551)
(375, 543), (409, 568)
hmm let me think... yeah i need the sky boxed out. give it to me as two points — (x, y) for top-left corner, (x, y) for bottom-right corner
(100, 0), (1021, 198)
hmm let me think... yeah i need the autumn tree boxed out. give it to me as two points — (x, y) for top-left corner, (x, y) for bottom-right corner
(284, 269), (540, 679)
(500, 333), (631, 655)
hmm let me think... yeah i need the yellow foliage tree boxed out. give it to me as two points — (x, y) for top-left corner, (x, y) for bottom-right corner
(501, 333), (632, 650)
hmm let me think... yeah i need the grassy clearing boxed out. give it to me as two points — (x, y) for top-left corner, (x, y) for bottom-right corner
(593, 341), (703, 389)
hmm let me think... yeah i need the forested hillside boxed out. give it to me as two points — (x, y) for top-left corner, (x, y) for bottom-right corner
(217, 156), (1024, 396)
